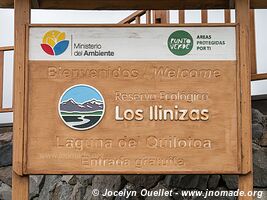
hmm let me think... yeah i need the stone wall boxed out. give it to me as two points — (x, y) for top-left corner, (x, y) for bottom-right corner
(0, 109), (266, 200)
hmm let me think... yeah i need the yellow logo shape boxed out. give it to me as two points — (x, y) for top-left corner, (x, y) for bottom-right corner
(42, 30), (66, 48)
(41, 30), (69, 56)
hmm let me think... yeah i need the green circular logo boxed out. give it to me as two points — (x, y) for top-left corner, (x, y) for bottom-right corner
(168, 30), (193, 56)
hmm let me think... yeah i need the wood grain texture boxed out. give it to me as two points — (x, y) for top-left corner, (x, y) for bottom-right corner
(146, 10), (151, 24)
(179, 10), (185, 24)
(135, 16), (140, 24)
(26, 61), (240, 174)
(250, 9), (257, 74)
(236, 0), (252, 175)
(251, 0), (267, 9)
(31, 0), (40, 8)
(236, 0), (253, 199)
(153, 10), (170, 24)
(118, 10), (146, 24)
(239, 172), (254, 200)
(0, 0), (232, 9)
(13, 0), (30, 175)
(36, 0), (233, 10)
(12, 0), (31, 197)
(0, 46), (14, 51)
(12, 171), (29, 200)
(2, 0), (267, 9)
(29, 24), (237, 27)
(0, 108), (13, 112)
(0, 0), (13, 8)
(201, 10), (208, 23)
(224, 10), (231, 23)
(251, 73), (267, 81)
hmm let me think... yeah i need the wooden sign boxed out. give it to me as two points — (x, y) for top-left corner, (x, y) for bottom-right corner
(25, 25), (240, 174)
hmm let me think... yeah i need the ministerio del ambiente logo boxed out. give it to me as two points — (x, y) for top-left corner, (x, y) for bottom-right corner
(41, 30), (69, 56)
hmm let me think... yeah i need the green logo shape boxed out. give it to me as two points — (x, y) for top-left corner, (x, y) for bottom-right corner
(168, 30), (193, 56)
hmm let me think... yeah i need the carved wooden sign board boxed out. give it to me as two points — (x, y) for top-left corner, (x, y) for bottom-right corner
(26, 25), (240, 174)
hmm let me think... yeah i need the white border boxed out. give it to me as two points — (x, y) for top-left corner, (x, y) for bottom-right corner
(58, 84), (106, 131)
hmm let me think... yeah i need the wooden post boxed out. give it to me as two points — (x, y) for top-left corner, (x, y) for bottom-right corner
(12, 0), (30, 199)
(153, 10), (169, 24)
(201, 10), (208, 23)
(235, 0), (253, 199)
(224, 9), (231, 23)
(135, 15), (141, 24)
(12, 172), (29, 200)
(250, 9), (257, 75)
(146, 10), (151, 24)
(179, 10), (185, 24)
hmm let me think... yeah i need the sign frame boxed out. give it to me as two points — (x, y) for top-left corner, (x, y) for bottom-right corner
(22, 23), (243, 175)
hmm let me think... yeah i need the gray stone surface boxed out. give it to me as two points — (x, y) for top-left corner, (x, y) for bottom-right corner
(192, 187), (236, 200)
(171, 189), (193, 200)
(61, 175), (77, 185)
(0, 143), (12, 167)
(0, 166), (12, 186)
(196, 175), (209, 190)
(76, 175), (94, 186)
(253, 144), (267, 187)
(179, 175), (200, 189)
(92, 175), (125, 200)
(207, 175), (220, 189)
(0, 132), (12, 167)
(254, 189), (267, 200)
(50, 181), (73, 200)
(0, 182), (12, 200)
(83, 185), (93, 200)
(173, 175), (199, 189)
(114, 183), (140, 200)
(145, 183), (172, 200)
(259, 131), (267, 147)
(30, 175), (45, 199)
(164, 175), (210, 190)
(38, 175), (62, 200)
(123, 175), (162, 189)
(164, 175), (184, 189)
(0, 127), (12, 134)
(252, 109), (266, 125)
(71, 182), (86, 200)
(221, 175), (238, 190)
(252, 123), (264, 142)
(0, 132), (12, 145)
(193, 196), (236, 200)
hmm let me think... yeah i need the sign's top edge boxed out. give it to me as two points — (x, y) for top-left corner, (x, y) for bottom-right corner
(28, 23), (238, 28)
(28, 59), (238, 61)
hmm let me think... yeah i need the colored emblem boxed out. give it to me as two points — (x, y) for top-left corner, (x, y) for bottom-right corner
(58, 84), (105, 131)
(41, 30), (69, 56)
